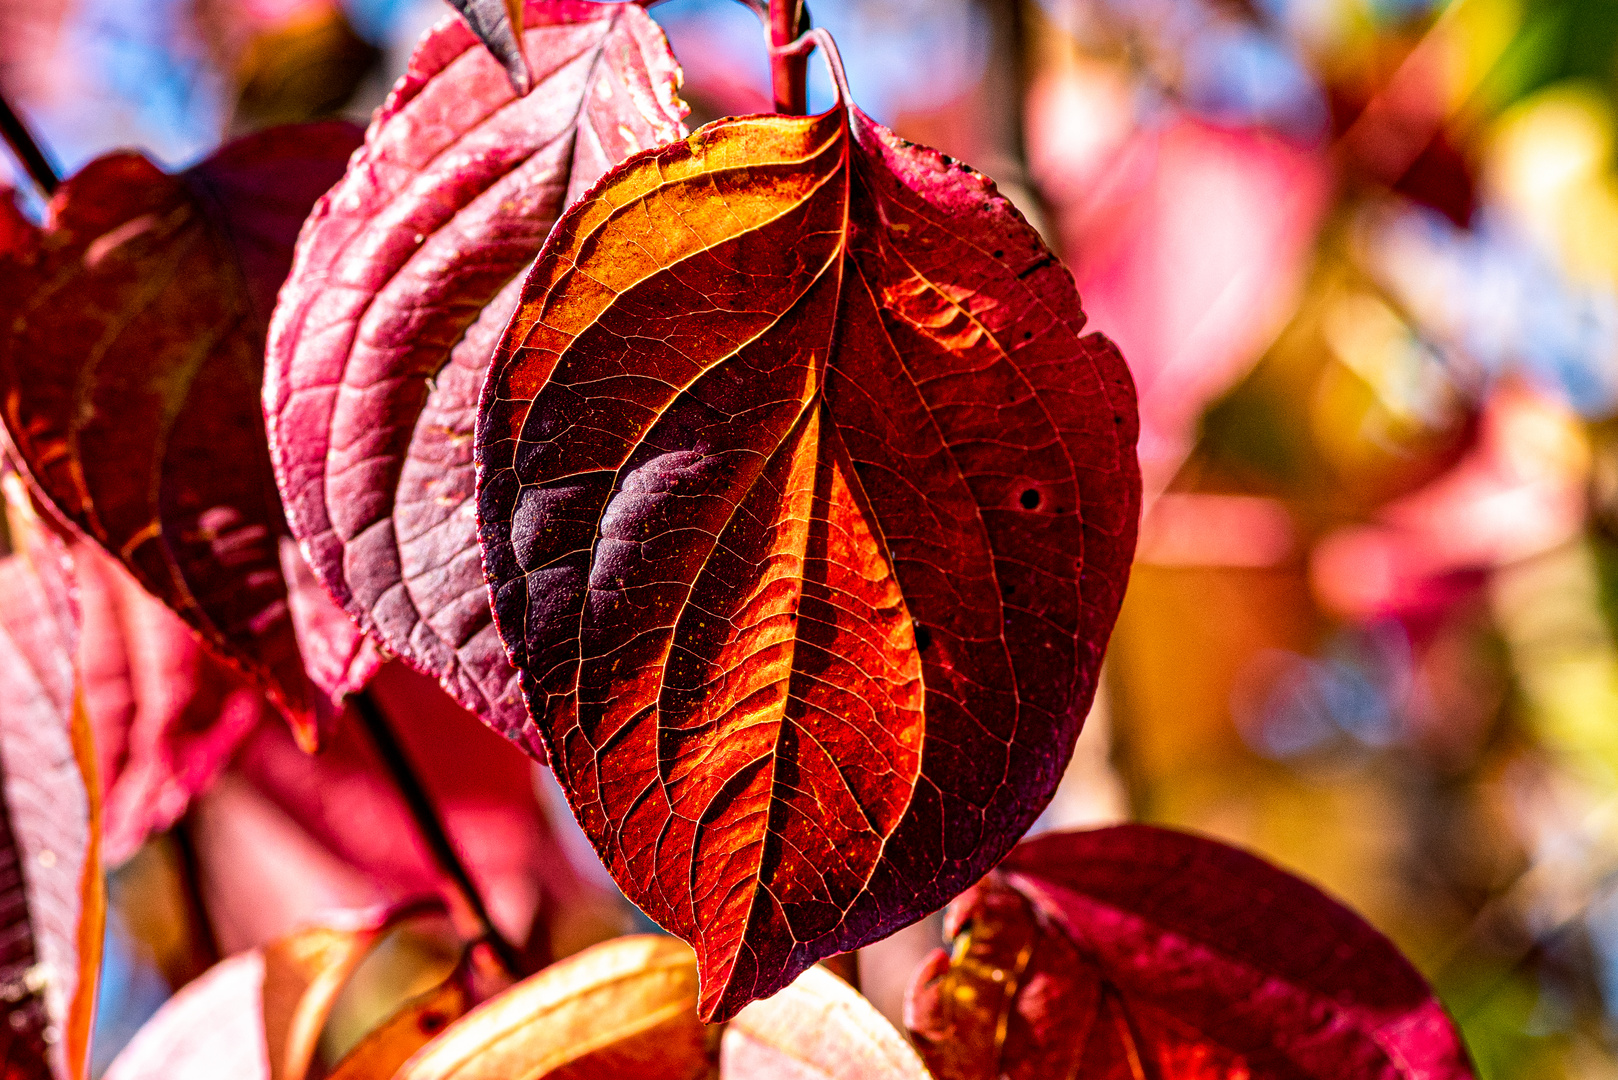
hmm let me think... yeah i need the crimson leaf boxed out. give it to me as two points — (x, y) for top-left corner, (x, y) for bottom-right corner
(0, 122), (370, 749)
(475, 57), (1140, 1020)
(905, 826), (1477, 1080)
(264, 0), (687, 761)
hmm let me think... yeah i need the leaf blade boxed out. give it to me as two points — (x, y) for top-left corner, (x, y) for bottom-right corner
(905, 826), (1478, 1080)
(0, 547), (104, 1080)
(476, 101), (1140, 1020)
(264, 0), (687, 761)
(0, 122), (369, 746)
(393, 935), (713, 1080)
(723, 965), (930, 1080)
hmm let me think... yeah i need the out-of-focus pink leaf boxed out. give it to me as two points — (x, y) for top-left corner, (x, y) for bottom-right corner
(264, 0), (687, 762)
(1311, 386), (1585, 619)
(0, 122), (367, 749)
(1036, 111), (1331, 501)
(72, 541), (272, 865)
(723, 965), (930, 1079)
(207, 664), (592, 963)
(0, 548), (103, 1080)
(905, 825), (1475, 1080)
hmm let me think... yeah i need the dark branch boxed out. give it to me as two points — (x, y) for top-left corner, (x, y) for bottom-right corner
(351, 689), (528, 979)
(0, 92), (58, 197)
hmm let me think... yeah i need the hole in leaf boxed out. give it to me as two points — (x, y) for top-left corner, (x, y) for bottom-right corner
(1019, 488), (1041, 510)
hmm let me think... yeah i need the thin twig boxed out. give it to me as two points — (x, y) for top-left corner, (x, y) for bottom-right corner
(0, 92), (58, 197)
(351, 689), (528, 980)
(172, 814), (222, 970)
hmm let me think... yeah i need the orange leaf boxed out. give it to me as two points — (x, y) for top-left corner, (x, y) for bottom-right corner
(325, 961), (471, 1080)
(393, 935), (715, 1080)
(477, 59), (1139, 1021)
(262, 903), (440, 1080)
(104, 904), (438, 1080)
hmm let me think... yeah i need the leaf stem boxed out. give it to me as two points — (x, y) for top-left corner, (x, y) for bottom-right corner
(769, 0), (809, 115)
(0, 92), (58, 197)
(350, 689), (528, 980)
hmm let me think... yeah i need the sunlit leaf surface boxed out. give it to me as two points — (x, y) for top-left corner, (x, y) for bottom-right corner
(478, 89), (1140, 1021)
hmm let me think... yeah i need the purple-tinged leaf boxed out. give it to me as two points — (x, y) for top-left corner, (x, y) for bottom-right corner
(264, 0), (687, 762)
(0, 122), (367, 749)
(906, 826), (1477, 1080)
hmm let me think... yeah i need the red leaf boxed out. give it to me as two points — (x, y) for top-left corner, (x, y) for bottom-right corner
(264, 0), (687, 762)
(905, 826), (1476, 1080)
(0, 121), (369, 748)
(0, 547), (103, 1080)
(476, 74), (1141, 1020)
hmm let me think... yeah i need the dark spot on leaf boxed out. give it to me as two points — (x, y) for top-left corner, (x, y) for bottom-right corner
(1016, 254), (1057, 281)
(993, 250), (1004, 258)
(1023, 331), (1033, 341)
(420, 1011), (448, 1035)
(914, 624), (933, 652)
(1019, 488), (1041, 510)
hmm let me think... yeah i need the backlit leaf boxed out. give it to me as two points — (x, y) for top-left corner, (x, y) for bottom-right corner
(0, 121), (369, 748)
(0, 549), (103, 1080)
(324, 959), (471, 1080)
(723, 965), (930, 1079)
(263, 904), (443, 1080)
(392, 934), (714, 1079)
(264, 0), (687, 762)
(476, 69), (1140, 1021)
(904, 826), (1477, 1080)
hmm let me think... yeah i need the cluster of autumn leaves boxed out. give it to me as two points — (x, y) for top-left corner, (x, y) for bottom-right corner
(0, 0), (1486, 1076)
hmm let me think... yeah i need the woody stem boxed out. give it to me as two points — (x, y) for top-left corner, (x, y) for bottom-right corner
(352, 689), (528, 979)
(0, 91), (58, 197)
(769, 0), (809, 115)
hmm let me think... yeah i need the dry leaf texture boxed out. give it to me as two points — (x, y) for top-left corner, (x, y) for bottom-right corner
(0, 552), (102, 1080)
(0, 122), (368, 747)
(265, 0), (688, 761)
(477, 101), (1140, 1020)
(905, 825), (1477, 1079)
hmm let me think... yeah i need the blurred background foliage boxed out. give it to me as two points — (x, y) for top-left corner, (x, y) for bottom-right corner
(6, 0), (1618, 1075)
